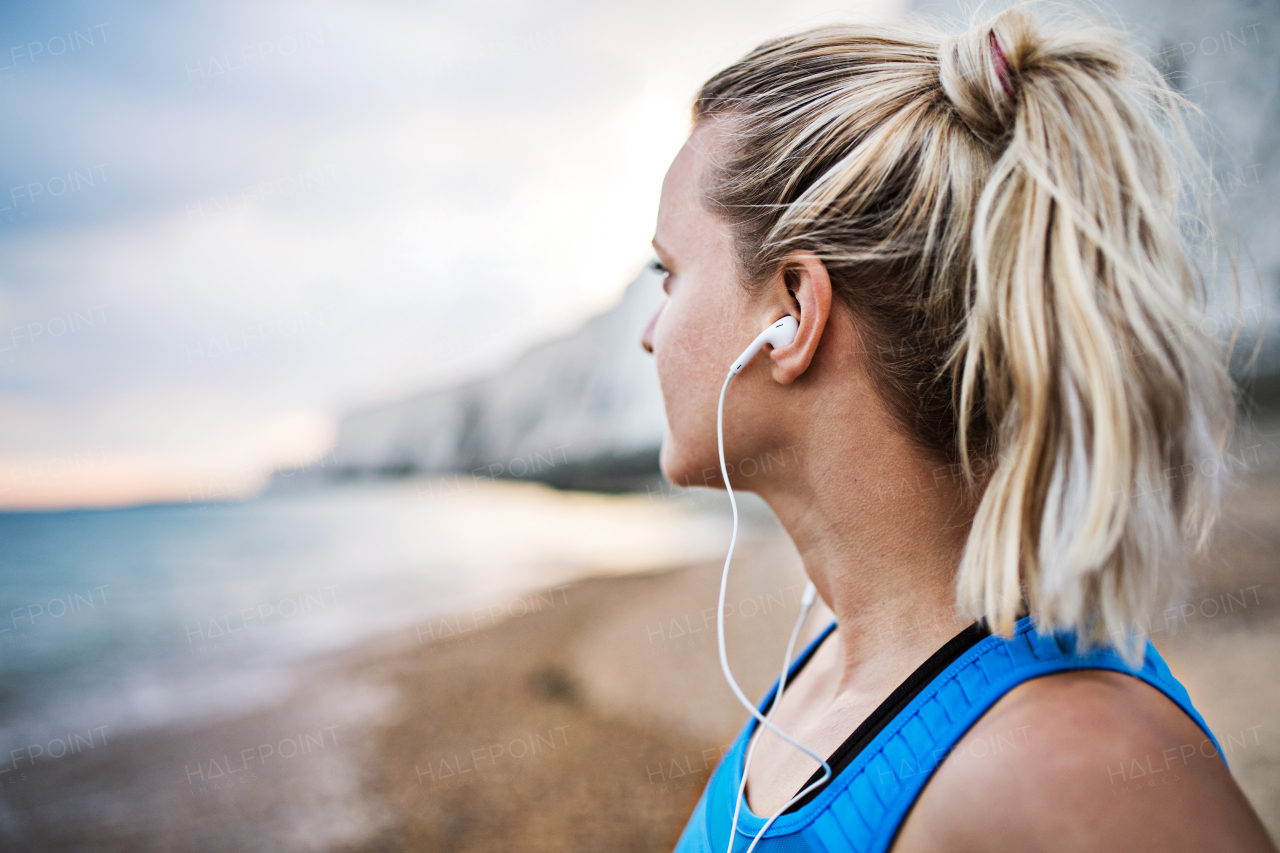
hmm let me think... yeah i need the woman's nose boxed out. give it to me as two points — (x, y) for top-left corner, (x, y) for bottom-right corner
(640, 305), (661, 354)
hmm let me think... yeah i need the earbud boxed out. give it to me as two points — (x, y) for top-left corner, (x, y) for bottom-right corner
(730, 315), (798, 375)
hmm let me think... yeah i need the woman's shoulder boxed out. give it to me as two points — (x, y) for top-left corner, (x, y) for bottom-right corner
(893, 668), (1276, 852)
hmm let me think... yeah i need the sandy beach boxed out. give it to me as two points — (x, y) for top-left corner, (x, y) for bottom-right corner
(4, 443), (1278, 851)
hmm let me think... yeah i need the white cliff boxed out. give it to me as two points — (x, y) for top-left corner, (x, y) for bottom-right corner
(326, 267), (668, 489)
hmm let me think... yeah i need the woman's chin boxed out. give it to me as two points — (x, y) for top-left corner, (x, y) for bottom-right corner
(657, 439), (684, 487)
(658, 438), (720, 491)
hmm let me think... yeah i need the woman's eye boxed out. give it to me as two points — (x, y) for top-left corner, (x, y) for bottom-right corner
(648, 258), (669, 276)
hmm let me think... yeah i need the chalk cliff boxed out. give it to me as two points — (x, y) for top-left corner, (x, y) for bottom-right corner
(322, 268), (667, 491)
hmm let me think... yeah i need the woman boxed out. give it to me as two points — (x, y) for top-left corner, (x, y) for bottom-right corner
(639, 4), (1275, 852)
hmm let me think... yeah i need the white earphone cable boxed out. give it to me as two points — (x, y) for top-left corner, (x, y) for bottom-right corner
(717, 368), (831, 853)
(730, 584), (823, 853)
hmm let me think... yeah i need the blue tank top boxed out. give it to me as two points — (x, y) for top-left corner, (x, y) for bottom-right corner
(673, 615), (1223, 853)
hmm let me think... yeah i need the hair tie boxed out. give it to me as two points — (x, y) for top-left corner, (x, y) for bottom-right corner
(989, 31), (1015, 100)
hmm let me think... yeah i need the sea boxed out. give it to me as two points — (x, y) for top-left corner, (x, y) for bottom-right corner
(0, 477), (739, 754)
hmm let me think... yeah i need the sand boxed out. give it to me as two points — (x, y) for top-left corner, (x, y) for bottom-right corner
(3, 447), (1277, 851)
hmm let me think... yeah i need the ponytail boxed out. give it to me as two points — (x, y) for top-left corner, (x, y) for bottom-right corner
(942, 7), (1232, 661)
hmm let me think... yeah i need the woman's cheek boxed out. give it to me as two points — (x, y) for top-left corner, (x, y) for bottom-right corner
(654, 348), (694, 483)
(653, 288), (722, 483)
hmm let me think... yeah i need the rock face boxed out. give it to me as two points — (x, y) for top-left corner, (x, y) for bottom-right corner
(326, 269), (668, 491)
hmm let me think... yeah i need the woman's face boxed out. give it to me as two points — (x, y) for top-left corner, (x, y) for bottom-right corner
(641, 120), (789, 489)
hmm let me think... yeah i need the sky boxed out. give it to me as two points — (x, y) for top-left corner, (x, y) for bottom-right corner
(0, 0), (903, 509)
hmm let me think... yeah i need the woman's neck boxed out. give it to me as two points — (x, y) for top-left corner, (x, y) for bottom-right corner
(754, 417), (977, 694)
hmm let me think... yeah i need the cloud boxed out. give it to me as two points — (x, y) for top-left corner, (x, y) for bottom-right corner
(0, 0), (903, 507)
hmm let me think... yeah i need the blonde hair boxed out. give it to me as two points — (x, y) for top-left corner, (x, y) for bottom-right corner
(694, 3), (1235, 662)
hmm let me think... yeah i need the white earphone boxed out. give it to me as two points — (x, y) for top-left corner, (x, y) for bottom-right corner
(730, 316), (798, 375)
(715, 314), (831, 853)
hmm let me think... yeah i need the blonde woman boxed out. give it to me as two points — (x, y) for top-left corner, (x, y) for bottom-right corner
(640, 5), (1275, 852)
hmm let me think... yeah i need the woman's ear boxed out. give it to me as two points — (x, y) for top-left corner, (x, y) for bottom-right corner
(766, 251), (832, 385)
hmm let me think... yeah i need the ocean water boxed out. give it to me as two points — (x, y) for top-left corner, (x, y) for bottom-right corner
(0, 478), (734, 752)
